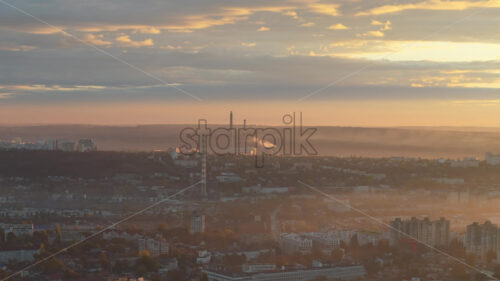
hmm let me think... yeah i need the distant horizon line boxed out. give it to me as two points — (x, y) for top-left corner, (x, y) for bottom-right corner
(1, 123), (500, 130)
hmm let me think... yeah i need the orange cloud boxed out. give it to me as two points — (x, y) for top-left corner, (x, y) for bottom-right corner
(0, 44), (36, 52)
(328, 23), (349, 30)
(307, 3), (340, 16)
(241, 42), (256, 47)
(357, 30), (385, 37)
(116, 35), (154, 47)
(357, 0), (500, 16)
(282, 10), (300, 19)
(301, 22), (316, 27)
(83, 34), (112, 46)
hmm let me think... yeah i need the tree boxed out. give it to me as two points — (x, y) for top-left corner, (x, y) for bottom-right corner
(466, 253), (477, 267)
(167, 270), (185, 281)
(486, 250), (497, 265)
(64, 268), (78, 279)
(223, 254), (246, 268)
(55, 224), (62, 243)
(99, 252), (110, 270)
(135, 264), (148, 278)
(107, 242), (126, 254)
(135, 254), (158, 273)
(448, 238), (466, 259)
(151, 273), (163, 281)
(493, 264), (500, 279)
(376, 240), (390, 253)
(113, 260), (129, 274)
(39, 243), (46, 256)
(140, 249), (151, 257)
(6, 232), (16, 244)
(363, 259), (381, 275)
(158, 224), (168, 234)
(201, 273), (209, 281)
(349, 234), (359, 249)
(451, 263), (469, 281)
(331, 248), (344, 263)
(39, 257), (64, 274)
(34, 230), (49, 246)
(473, 272), (488, 281)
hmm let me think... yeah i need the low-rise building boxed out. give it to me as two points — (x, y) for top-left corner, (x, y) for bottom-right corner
(0, 249), (39, 263)
(280, 233), (312, 254)
(103, 230), (143, 241)
(242, 264), (276, 273)
(77, 139), (97, 152)
(305, 232), (340, 251)
(197, 250), (211, 264)
(204, 265), (365, 281)
(486, 153), (500, 165)
(451, 157), (480, 168)
(158, 258), (179, 274)
(1, 223), (34, 240)
(138, 237), (169, 257)
(216, 172), (244, 183)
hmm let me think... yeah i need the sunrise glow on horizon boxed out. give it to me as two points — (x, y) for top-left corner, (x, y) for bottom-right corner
(0, 0), (499, 126)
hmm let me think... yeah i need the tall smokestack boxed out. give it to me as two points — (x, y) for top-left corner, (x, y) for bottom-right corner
(201, 134), (207, 198)
(230, 111), (233, 130)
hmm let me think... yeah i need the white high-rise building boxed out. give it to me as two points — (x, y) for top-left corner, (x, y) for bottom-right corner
(465, 221), (500, 258)
(389, 217), (450, 247)
(190, 212), (206, 233)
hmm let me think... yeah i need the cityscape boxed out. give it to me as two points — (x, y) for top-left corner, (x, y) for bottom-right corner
(1, 114), (500, 280)
(1, 0), (500, 280)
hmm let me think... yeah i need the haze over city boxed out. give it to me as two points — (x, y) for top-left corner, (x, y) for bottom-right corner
(2, 1), (500, 281)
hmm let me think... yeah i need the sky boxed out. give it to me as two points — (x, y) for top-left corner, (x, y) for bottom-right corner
(0, 0), (499, 126)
